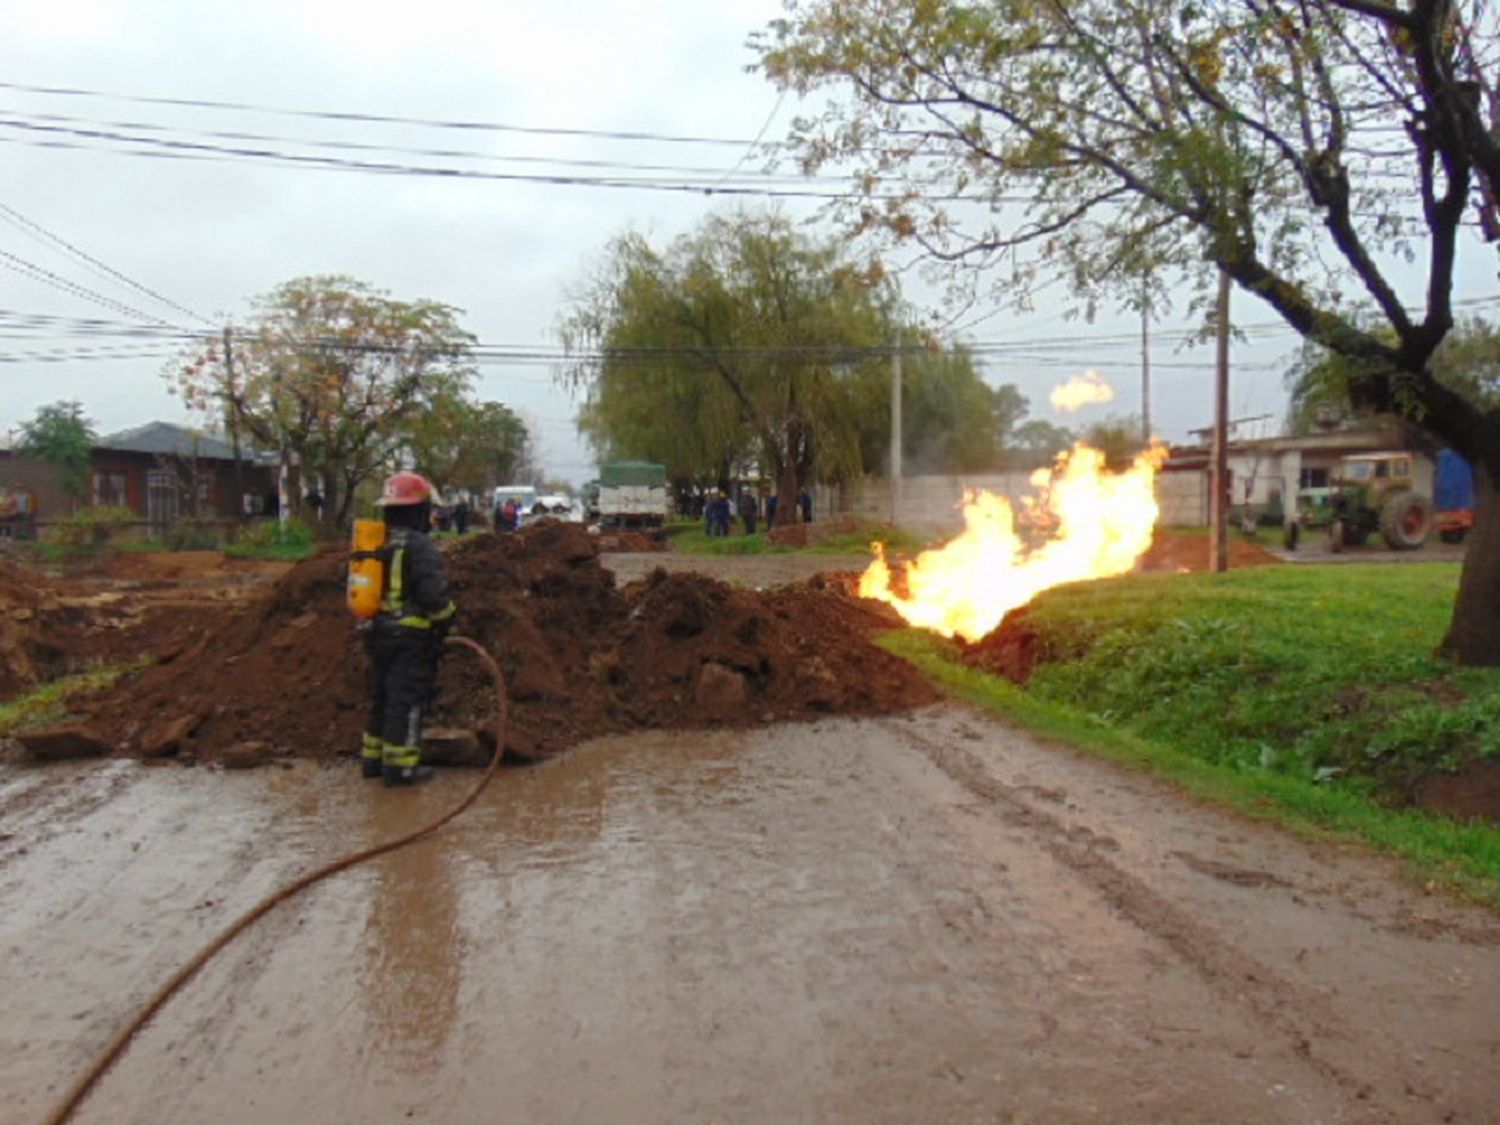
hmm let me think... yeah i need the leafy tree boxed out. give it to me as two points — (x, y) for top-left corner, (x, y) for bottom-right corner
(1082, 414), (1149, 472)
(847, 347), (1026, 474)
(561, 212), (898, 523)
(1287, 316), (1500, 433)
(169, 275), (476, 531)
(19, 400), (96, 501)
(402, 398), (531, 499)
(762, 0), (1500, 663)
(1004, 419), (1076, 470)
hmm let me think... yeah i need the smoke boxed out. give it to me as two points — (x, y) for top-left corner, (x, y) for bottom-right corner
(1050, 370), (1116, 413)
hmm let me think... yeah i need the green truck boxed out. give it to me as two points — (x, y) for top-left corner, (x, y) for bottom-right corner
(596, 460), (668, 531)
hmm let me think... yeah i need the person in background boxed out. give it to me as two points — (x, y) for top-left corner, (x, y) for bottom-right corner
(766, 493), (778, 528)
(798, 489), (812, 524)
(360, 471), (457, 787)
(453, 495), (470, 535)
(715, 491), (733, 537)
(738, 490), (758, 535)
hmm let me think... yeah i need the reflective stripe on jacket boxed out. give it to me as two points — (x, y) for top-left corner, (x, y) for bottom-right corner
(378, 526), (456, 629)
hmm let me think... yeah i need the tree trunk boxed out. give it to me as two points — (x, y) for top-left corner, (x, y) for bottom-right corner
(775, 465), (801, 526)
(1439, 462), (1500, 665)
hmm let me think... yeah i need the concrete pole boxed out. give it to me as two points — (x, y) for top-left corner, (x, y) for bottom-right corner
(1210, 269), (1231, 573)
(224, 327), (244, 523)
(890, 346), (903, 524)
(1140, 276), (1152, 442)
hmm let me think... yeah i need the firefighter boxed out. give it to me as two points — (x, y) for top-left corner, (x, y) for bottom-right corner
(360, 470), (457, 786)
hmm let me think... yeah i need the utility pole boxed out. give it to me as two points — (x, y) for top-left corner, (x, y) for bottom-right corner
(224, 327), (244, 523)
(1140, 277), (1152, 442)
(1210, 269), (1231, 573)
(890, 344), (903, 524)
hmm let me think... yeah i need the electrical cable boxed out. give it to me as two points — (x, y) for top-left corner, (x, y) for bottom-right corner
(0, 78), (780, 147)
(40, 633), (509, 1125)
(0, 202), (210, 325)
(0, 249), (176, 327)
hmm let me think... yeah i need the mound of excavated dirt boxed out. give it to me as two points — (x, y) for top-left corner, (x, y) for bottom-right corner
(50, 522), (937, 765)
(1137, 528), (1283, 572)
(0, 552), (288, 705)
(595, 529), (667, 552)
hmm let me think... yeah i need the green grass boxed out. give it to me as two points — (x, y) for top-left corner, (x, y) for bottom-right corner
(667, 525), (786, 555)
(666, 517), (932, 557)
(878, 563), (1500, 905)
(224, 518), (318, 561)
(0, 663), (145, 735)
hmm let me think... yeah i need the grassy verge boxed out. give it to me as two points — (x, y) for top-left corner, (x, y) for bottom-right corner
(224, 518), (319, 562)
(666, 526), (787, 555)
(666, 517), (932, 557)
(0, 663), (145, 736)
(879, 563), (1500, 907)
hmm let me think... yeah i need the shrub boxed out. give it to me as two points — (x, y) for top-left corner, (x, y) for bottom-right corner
(226, 517), (318, 560)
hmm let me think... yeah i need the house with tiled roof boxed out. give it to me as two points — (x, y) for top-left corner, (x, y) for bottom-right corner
(0, 421), (277, 535)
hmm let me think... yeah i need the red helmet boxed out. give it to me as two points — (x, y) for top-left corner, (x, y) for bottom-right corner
(376, 471), (436, 507)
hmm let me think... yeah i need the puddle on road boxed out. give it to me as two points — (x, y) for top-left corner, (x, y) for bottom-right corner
(9, 713), (1483, 1125)
(7, 726), (969, 1125)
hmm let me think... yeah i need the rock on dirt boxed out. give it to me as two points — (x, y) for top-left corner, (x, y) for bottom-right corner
(15, 723), (113, 761)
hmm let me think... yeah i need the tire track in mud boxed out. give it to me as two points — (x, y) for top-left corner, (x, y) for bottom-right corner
(890, 719), (1429, 1117)
(0, 763), (137, 871)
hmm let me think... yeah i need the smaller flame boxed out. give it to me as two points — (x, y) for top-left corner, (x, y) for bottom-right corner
(860, 442), (1167, 642)
(1050, 370), (1115, 413)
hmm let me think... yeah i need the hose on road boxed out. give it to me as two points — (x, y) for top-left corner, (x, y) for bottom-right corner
(42, 634), (508, 1125)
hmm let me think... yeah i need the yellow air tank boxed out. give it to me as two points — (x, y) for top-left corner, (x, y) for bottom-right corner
(347, 518), (387, 620)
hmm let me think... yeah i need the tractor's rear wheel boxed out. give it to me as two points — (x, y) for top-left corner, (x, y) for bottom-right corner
(1379, 491), (1432, 550)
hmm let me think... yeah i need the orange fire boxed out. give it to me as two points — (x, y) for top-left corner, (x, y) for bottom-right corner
(859, 442), (1167, 642)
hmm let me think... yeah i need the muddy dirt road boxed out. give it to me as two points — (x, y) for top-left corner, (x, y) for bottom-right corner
(4, 702), (1497, 1124)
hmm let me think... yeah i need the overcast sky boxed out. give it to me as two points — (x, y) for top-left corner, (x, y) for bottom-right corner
(2, 0), (1496, 486)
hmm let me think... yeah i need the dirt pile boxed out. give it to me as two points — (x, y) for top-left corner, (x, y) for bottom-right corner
(0, 557), (153, 699)
(1136, 528), (1283, 571)
(767, 513), (870, 549)
(0, 552), (289, 704)
(50, 522), (936, 765)
(595, 529), (667, 552)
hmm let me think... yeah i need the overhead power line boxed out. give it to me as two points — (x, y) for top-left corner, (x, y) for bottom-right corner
(0, 249), (177, 327)
(0, 79), (778, 148)
(0, 115), (1031, 204)
(0, 108), (815, 182)
(0, 201), (209, 325)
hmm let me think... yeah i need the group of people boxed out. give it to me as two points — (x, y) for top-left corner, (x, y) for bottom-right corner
(493, 497), (523, 532)
(431, 497), (471, 535)
(701, 488), (812, 537)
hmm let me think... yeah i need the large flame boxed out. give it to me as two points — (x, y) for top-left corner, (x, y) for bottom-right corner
(1049, 369), (1115, 412)
(860, 442), (1167, 642)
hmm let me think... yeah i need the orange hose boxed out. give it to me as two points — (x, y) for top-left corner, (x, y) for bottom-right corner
(41, 634), (507, 1125)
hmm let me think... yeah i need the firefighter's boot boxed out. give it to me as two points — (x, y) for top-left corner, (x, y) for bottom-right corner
(382, 741), (433, 787)
(383, 763), (435, 786)
(360, 733), (384, 779)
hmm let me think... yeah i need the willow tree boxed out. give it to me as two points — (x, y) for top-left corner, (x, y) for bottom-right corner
(763, 0), (1500, 663)
(560, 212), (898, 522)
(169, 275), (476, 530)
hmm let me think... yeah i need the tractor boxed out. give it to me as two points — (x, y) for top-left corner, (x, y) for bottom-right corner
(1317, 452), (1433, 551)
